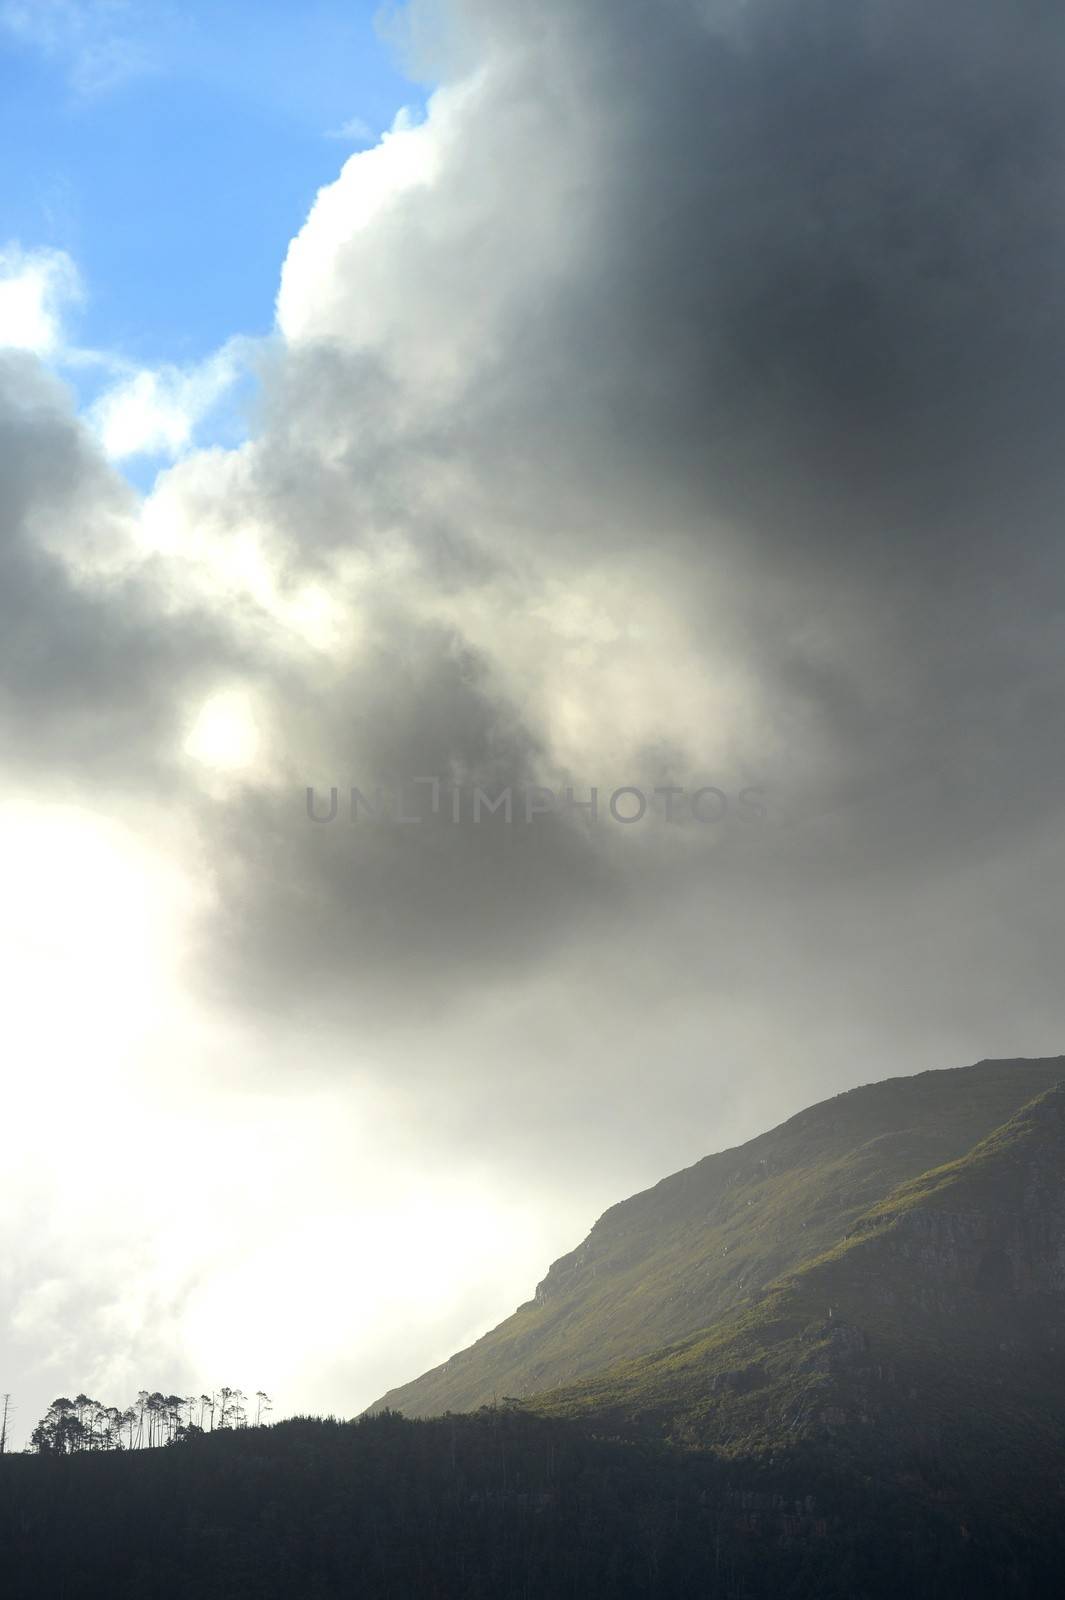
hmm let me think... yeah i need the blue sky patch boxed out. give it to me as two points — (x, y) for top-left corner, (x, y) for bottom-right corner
(0, 0), (421, 477)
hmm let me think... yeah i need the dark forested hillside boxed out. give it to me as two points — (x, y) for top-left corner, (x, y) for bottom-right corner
(2, 1410), (1063, 1599)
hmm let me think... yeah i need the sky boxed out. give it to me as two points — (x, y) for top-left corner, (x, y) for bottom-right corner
(0, 0), (422, 481)
(4, 0), (1065, 1447)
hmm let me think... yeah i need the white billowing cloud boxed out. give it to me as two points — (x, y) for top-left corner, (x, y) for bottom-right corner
(87, 341), (247, 462)
(278, 98), (455, 344)
(0, 243), (82, 355)
(276, 67), (596, 393)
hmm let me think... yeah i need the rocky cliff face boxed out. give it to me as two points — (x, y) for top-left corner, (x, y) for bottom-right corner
(546, 1078), (1065, 1458)
(829, 1081), (1065, 1323)
(885, 1087), (1065, 1298)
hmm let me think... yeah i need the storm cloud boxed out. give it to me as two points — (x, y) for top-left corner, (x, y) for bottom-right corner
(159, 0), (1065, 1045)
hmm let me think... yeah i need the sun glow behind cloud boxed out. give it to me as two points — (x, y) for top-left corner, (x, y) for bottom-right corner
(184, 689), (262, 772)
(181, 1177), (544, 1395)
(0, 796), (564, 1418)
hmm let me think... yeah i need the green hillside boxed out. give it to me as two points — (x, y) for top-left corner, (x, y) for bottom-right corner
(374, 1059), (1065, 1417)
(531, 1079), (1065, 1479)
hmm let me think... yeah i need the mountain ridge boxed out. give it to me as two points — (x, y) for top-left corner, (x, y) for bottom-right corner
(372, 1057), (1065, 1417)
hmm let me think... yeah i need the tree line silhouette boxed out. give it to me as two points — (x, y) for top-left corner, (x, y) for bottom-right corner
(28, 1387), (271, 1453)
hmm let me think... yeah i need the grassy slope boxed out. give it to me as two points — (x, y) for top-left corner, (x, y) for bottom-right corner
(530, 1080), (1065, 1494)
(376, 1059), (1065, 1416)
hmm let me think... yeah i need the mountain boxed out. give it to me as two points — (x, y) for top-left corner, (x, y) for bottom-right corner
(7, 1057), (1065, 1598)
(374, 1058), (1065, 1419)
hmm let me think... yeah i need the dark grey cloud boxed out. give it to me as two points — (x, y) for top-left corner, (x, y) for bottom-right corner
(195, 613), (627, 1020)
(183, 0), (1065, 1041)
(458, 0), (1065, 850)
